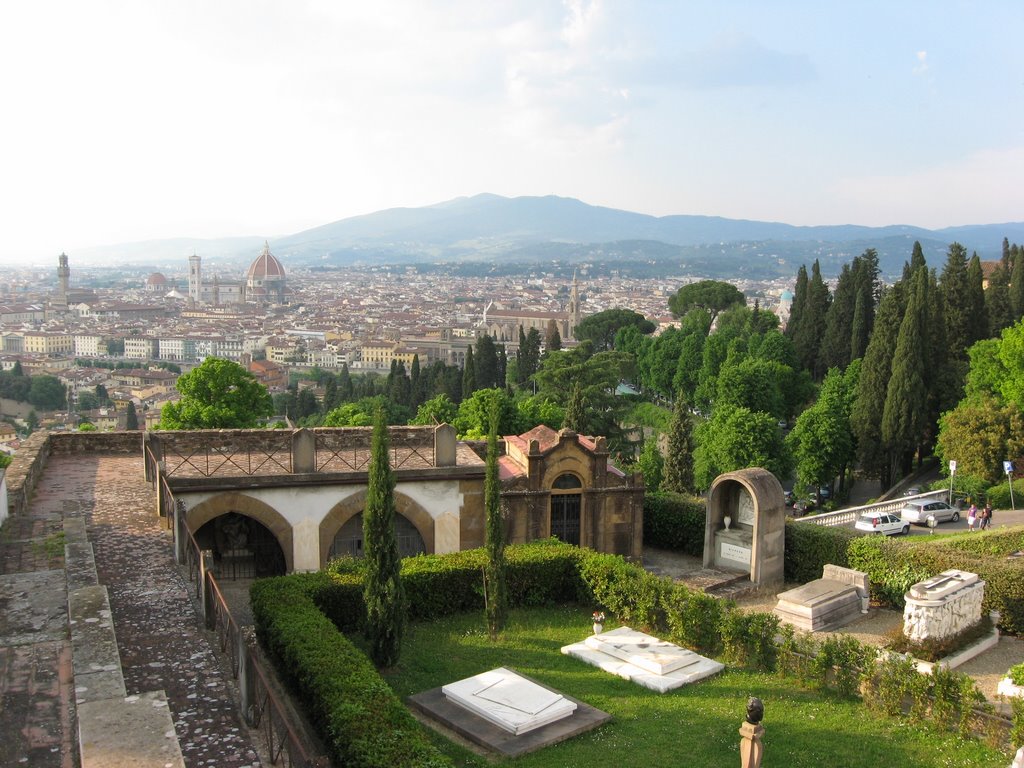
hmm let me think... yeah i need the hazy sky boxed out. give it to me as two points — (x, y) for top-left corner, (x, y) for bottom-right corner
(2, 1), (1022, 264)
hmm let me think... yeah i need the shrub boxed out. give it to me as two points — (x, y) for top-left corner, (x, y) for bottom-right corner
(643, 491), (706, 556)
(812, 634), (877, 698)
(251, 576), (451, 768)
(664, 585), (728, 657)
(720, 609), (780, 671)
(784, 521), (858, 583)
(1008, 662), (1024, 687)
(984, 478), (1024, 509)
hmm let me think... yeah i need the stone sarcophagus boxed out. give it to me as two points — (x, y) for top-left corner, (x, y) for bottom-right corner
(903, 569), (985, 643)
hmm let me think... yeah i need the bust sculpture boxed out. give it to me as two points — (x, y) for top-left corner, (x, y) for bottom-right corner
(745, 696), (764, 725)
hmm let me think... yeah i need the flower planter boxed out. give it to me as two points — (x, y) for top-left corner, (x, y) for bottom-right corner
(593, 623), (603, 635)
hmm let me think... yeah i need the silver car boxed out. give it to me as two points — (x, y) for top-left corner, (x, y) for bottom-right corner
(900, 500), (960, 525)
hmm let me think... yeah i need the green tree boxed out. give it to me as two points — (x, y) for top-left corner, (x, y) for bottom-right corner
(11, 361), (23, 377)
(516, 327), (541, 385)
(985, 262), (1015, 337)
(295, 388), (320, 420)
(851, 284), (905, 488)
(562, 382), (585, 433)
(882, 268), (929, 479)
(936, 396), (1024, 486)
(410, 393), (458, 426)
(574, 308), (655, 351)
(462, 346), (476, 397)
(125, 401), (139, 430)
(694, 405), (790, 490)
(1012, 247), (1024, 321)
(544, 319), (562, 354)
(819, 262), (856, 372)
(715, 358), (786, 418)
(77, 391), (100, 411)
(158, 357), (273, 429)
(363, 409), (406, 668)
(850, 248), (880, 360)
(785, 265), (808, 344)
(515, 394), (564, 431)
(455, 388), (518, 438)
(966, 253), (988, 346)
(635, 437), (664, 493)
(26, 410), (38, 432)
(28, 376), (67, 411)
(668, 280), (745, 323)
(474, 334), (500, 390)
(662, 395), (695, 493)
(786, 367), (856, 496)
(483, 405), (508, 640)
(95, 383), (110, 404)
(794, 260), (830, 378)
(939, 242), (974, 364)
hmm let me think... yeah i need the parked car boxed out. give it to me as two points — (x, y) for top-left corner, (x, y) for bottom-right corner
(783, 489), (795, 507)
(903, 486), (922, 497)
(900, 500), (960, 525)
(855, 512), (909, 536)
(792, 498), (816, 516)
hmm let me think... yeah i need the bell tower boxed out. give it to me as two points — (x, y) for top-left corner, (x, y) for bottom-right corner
(567, 270), (581, 339)
(57, 252), (70, 305)
(188, 253), (202, 305)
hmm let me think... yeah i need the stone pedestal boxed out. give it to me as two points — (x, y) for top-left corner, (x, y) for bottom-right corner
(739, 721), (764, 768)
(903, 569), (985, 642)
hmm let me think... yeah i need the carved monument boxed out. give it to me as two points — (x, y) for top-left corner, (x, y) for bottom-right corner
(703, 468), (785, 588)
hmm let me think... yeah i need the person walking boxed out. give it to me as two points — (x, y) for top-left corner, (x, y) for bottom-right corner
(982, 502), (993, 530)
(967, 503), (977, 531)
(977, 504), (989, 530)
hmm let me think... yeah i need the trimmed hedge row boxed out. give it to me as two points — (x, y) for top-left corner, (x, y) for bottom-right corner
(250, 575), (451, 768)
(784, 520), (859, 583)
(642, 491), (708, 556)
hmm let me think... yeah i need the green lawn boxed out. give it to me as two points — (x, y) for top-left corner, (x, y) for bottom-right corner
(380, 606), (1008, 767)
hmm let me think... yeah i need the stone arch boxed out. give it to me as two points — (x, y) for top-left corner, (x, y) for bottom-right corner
(186, 492), (294, 573)
(540, 456), (588, 491)
(318, 489), (436, 567)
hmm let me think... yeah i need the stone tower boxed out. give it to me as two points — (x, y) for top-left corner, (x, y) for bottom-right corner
(188, 253), (202, 305)
(57, 252), (70, 304)
(567, 270), (581, 339)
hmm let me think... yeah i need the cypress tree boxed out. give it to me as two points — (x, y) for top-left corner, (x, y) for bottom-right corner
(662, 394), (695, 493)
(474, 333), (499, 389)
(819, 262), (856, 371)
(496, 344), (507, 389)
(462, 346), (476, 398)
(966, 253), (988, 346)
(882, 269), (929, 481)
(125, 401), (139, 430)
(850, 248), (879, 359)
(363, 409), (406, 668)
(483, 404), (508, 640)
(1012, 247), (1024, 322)
(986, 262), (1014, 336)
(410, 354), (422, 409)
(563, 381), (585, 433)
(939, 242), (972, 362)
(794, 260), (830, 377)
(785, 265), (808, 341)
(545, 319), (562, 353)
(851, 285), (903, 488)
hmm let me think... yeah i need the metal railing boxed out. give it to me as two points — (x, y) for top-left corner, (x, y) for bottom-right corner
(795, 489), (951, 527)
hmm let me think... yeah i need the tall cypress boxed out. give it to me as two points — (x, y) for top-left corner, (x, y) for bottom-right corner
(965, 253), (988, 346)
(785, 265), (808, 341)
(986, 262), (1014, 336)
(483, 404), (508, 640)
(410, 354), (422, 409)
(851, 285), (903, 488)
(819, 262), (856, 371)
(1012, 247), (1024, 322)
(662, 394), (695, 494)
(794, 260), (830, 378)
(850, 248), (879, 359)
(939, 242), (972, 362)
(563, 381), (585, 433)
(363, 409), (406, 668)
(545, 319), (562, 353)
(881, 269), (929, 480)
(475, 334), (499, 389)
(462, 345), (476, 398)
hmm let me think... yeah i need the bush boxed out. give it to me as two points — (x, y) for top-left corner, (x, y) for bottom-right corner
(720, 609), (780, 671)
(251, 576), (451, 768)
(784, 521), (858, 583)
(812, 634), (877, 698)
(643, 491), (706, 556)
(983, 479), (1024, 509)
(664, 585), (728, 657)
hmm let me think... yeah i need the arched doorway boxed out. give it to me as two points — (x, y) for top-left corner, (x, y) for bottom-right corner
(194, 511), (287, 578)
(550, 473), (582, 546)
(329, 512), (427, 560)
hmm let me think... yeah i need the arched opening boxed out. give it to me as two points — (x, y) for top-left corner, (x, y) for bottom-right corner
(329, 512), (426, 560)
(194, 511), (287, 578)
(550, 472), (583, 546)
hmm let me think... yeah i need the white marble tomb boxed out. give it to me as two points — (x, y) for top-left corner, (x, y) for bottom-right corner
(441, 667), (577, 735)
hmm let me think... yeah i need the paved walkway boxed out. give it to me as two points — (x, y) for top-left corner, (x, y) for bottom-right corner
(0, 453), (262, 768)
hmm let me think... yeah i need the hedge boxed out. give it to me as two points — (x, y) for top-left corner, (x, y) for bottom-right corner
(784, 521), (859, 583)
(643, 491), (707, 556)
(250, 575), (452, 768)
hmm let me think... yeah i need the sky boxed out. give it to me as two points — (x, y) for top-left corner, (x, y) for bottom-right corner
(1, 1), (1022, 264)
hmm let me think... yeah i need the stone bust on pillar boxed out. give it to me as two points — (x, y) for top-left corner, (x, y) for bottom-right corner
(739, 697), (765, 768)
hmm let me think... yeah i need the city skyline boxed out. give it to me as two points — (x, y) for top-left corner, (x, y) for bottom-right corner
(2, 1), (1022, 264)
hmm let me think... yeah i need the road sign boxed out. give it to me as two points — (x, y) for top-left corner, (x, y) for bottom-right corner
(949, 460), (957, 473)
(1005, 461), (1015, 475)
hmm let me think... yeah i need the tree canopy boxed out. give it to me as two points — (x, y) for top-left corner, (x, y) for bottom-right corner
(574, 308), (655, 352)
(667, 280), (745, 322)
(158, 357), (273, 429)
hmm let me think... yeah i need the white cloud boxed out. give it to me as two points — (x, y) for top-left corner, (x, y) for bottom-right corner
(913, 50), (929, 75)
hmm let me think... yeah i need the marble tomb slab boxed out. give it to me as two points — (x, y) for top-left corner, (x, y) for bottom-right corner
(561, 627), (724, 693)
(442, 667), (577, 735)
(774, 578), (864, 632)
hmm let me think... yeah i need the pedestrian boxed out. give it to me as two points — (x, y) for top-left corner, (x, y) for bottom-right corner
(977, 504), (989, 530)
(967, 503), (977, 531)
(983, 502), (993, 530)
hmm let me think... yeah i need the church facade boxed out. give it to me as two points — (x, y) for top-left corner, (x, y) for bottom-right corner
(188, 242), (289, 307)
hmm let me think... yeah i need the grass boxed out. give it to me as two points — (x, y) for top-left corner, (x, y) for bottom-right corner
(378, 605), (1008, 767)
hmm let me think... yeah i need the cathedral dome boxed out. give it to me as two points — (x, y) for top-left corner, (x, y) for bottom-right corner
(146, 272), (168, 287)
(247, 242), (286, 282)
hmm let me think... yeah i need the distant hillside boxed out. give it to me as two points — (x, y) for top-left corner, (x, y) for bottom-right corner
(70, 194), (1024, 280)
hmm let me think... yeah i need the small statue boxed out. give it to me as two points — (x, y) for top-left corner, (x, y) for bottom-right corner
(745, 696), (764, 725)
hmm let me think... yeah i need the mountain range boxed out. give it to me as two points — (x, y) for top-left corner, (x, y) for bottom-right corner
(75, 194), (1024, 280)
